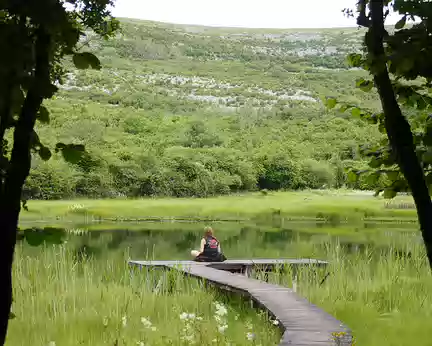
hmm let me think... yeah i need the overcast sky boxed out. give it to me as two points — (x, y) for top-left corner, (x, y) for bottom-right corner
(110, 0), (401, 29)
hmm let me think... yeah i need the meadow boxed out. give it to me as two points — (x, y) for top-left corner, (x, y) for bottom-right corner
(8, 244), (281, 346)
(19, 190), (418, 225)
(9, 219), (432, 346)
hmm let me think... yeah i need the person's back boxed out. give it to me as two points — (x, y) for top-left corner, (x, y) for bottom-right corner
(191, 227), (226, 262)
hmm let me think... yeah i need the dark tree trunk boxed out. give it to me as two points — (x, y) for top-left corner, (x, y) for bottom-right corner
(0, 29), (50, 345)
(368, 0), (432, 268)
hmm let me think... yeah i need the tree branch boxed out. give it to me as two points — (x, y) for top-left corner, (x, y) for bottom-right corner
(368, 0), (432, 268)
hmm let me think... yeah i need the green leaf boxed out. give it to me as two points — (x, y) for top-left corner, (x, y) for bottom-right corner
(423, 149), (432, 164)
(378, 121), (386, 134)
(386, 171), (399, 181)
(73, 52), (102, 70)
(346, 53), (363, 68)
(37, 106), (50, 124)
(383, 188), (397, 199)
(347, 170), (359, 183)
(356, 78), (374, 92)
(351, 107), (362, 118)
(24, 229), (44, 246)
(395, 16), (407, 29)
(369, 157), (381, 168)
(366, 173), (379, 186)
(338, 104), (349, 113)
(41, 228), (65, 245)
(423, 125), (432, 146)
(23, 228), (65, 247)
(60, 144), (86, 164)
(38, 146), (52, 161)
(324, 97), (337, 109)
(9, 312), (15, 320)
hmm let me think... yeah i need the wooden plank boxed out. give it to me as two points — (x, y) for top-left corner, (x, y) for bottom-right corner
(167, 264), (352, 346)
(128, 259), (350, 345)
(128, 258), (328, 271)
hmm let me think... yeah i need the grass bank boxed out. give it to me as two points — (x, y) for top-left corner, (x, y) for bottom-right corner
(8, 244), (280, 346)
(19, 190), (418, 226)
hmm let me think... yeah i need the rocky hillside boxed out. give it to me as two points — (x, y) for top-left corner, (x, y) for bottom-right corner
(27, 19), (385, 199)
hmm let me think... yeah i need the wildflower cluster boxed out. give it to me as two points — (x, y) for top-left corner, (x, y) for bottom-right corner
(179, 312), (203, 343)
(141, 317), (157, 332)
(213, 301), (228, 334)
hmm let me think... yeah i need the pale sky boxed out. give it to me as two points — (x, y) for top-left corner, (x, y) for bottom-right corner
(110, 0), (401, 29)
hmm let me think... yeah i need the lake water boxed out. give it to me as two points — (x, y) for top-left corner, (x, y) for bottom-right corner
(17, 221), (421, 261)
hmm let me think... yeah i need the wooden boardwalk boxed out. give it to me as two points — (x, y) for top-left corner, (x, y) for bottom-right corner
(128, 259), (352, 346)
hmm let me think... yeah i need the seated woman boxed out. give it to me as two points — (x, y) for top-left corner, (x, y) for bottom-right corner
(191, 226), (226, 262)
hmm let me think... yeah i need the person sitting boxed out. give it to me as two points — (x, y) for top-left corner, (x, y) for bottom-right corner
(191, 226), (226, 262)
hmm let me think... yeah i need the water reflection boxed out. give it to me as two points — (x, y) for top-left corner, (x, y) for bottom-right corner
(17, 221), (421, 262)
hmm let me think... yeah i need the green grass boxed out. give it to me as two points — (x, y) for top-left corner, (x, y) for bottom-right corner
(8, 244), (281, 346)
(251, 239), (432, 346)
(20, 190), (419, 225)
(9, 231), (432, 346)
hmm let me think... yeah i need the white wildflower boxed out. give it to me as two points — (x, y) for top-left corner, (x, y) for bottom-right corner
(272, 319), (280, 326)
(213, 302), (228, 316)
(218, 324), (228, 333)
(140, 317), (153, 329)
(246, 332), (256, 341)
(180, 312), (196, 320)
(234, 314), (239, 320)
(122, 316), (127, 327)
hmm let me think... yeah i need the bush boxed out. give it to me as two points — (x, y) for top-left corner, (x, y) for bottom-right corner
(299, 159), (336, 189)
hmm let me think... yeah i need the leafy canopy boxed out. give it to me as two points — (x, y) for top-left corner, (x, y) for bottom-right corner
(0, 0), (118, 242)
(326, 0), (432, 198)
(0, 0), (118, 188)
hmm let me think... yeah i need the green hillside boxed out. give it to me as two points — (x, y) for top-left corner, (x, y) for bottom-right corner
(26, 19), (386, 199)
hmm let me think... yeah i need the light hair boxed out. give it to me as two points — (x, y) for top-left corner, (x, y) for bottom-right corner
(204, 226), (213, 237)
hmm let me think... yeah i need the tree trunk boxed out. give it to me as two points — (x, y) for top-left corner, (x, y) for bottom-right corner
(0, 28), (50, 345)
(368, 0), (432, 268)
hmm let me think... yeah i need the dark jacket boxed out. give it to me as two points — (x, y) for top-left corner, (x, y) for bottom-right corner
(194, 236), (226, 262)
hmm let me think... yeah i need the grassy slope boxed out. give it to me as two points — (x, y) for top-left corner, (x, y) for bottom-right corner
(27, 19), (388, 199)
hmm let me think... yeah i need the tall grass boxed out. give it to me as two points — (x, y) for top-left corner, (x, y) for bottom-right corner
(8, 244), (280, 346)
(8, 228), (431, 346)
(265, 239), (432, 346)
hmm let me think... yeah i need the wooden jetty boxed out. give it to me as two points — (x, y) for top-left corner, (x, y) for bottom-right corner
(128, 259), (352, 346)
